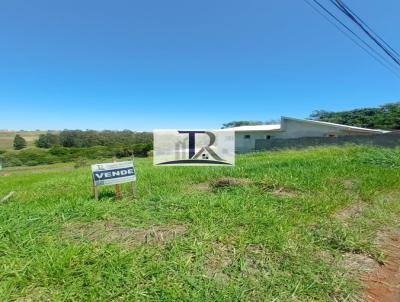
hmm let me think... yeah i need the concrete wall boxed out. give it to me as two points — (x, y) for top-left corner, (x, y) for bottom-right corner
(254, 132), (400, 151)
(235, 131), (280, 154)
(235, 119), (379, 153)
(278, 119), (373, 138)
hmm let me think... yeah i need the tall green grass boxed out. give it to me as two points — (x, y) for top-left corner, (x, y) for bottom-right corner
(0, 146), (399, 301)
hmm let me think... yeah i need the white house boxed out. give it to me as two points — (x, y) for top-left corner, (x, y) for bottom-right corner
(225, 117), (389, 153)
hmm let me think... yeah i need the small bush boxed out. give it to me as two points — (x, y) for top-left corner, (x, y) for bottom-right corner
(74, 158), (87, 169)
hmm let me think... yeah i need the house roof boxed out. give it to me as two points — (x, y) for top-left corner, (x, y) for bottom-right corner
(220, 117), (390, 134)
(281, 116), (390, 134)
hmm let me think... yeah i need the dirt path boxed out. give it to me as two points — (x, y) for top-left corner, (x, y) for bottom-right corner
(360, 229), (400, 302)
(334, 186), (400, 302)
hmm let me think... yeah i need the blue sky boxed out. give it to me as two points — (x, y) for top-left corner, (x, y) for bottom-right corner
(0, 0), (399, 131)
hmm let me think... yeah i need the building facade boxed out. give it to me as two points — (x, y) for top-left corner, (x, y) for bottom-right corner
(229, 117), (389, 153)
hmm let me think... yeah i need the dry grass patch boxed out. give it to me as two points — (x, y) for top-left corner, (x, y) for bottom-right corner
(341, 179), (357, 190)
(328, 178), (359, 191)
(14, 287), (51, 302)
(62, 221), (186, 247)
(192, 182), (211, 191)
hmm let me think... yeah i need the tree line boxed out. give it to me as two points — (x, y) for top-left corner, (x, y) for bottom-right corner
(309, 102), (400, 130)
(5, 130), (153, 167)
(35, 130), (152, 148)
(222, 102), (400, 130)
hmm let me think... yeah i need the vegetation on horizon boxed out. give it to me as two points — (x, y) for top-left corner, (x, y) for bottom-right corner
(310, 102), (400, 130)
(0, 145), (152, 168)
(36, 130), (152, 148)
(221, 102), (400, 130)
(221, 120), (279, 129)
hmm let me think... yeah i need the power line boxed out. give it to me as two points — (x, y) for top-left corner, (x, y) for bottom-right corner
(302, 0), (400, 78)
(302, 0), (400, 77)
(331, 0), (400, 66)
(310, 0), (399, 70)
(332, 0), (400, 58)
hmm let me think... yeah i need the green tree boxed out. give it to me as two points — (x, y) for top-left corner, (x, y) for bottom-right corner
(221, 120), (280, 129)
(309, 102), (400, 130)
(13, 134), (27, 150)
(221, 121), (264, 129)
(35, 133), (60, 148)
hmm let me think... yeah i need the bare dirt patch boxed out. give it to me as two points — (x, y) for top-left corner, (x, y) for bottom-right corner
(15, 287), (50, 302)
(341, 179), (357, 190)
(335, 192), (400, 301)
(204, 242), (233, 282)
(204, 242), (268, 282)
(334, 202), (367, 221)
(242, 244), (269, 275)
(193, 177), (252, 192)
(342, 252), (381, 275)
(193, 177), (298, 197)
(259, 183), (298, 197)
(255, 176), (299, 197)
(269, 186), (298, 198)
(360, 228), (400, 302)
(62, 221), (186, 247)
(211, 177), (252, 189)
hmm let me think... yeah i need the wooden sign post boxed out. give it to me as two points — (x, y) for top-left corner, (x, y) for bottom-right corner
(112, 157), (122, 199)
(91, 160), (136, 201)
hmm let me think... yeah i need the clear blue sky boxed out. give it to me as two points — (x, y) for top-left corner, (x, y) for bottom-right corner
(1, 0), (399, 131)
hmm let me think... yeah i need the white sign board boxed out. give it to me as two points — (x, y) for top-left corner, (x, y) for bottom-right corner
(154, 129), (235, 166)
(91, 161), (135, 187)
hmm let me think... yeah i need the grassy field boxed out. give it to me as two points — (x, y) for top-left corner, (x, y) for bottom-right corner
(0, 131), (46, 150)
(0, 146), (399, 301)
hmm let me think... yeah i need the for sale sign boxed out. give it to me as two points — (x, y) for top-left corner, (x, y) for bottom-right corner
(91, 161), (135, 187)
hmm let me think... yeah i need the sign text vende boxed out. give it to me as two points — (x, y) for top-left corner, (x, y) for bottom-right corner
(91, 161), (136, 187)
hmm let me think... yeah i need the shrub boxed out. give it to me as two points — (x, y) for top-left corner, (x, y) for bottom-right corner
(1, 143), (153, 167)
(74, 158), (87, 169)
(13, 135), (27, 150)
(35, 133), (60, 148)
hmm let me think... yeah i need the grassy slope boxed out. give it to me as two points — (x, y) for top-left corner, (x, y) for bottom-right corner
(0, 146), (399, 301)
(0, 131), (46, 150)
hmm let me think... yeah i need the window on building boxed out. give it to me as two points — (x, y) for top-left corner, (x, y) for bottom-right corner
(244, 134), (251, 139)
